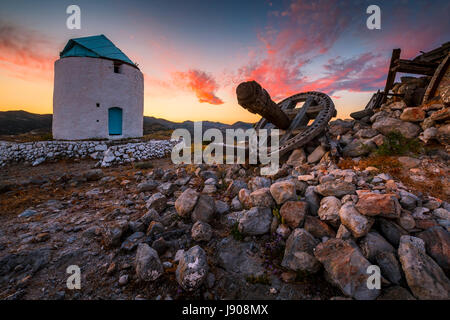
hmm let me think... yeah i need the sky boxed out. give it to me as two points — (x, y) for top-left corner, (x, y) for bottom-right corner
(0, 0), (449, 124)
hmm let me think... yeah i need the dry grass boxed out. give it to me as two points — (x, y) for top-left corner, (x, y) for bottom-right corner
(338, 155), (448, 201)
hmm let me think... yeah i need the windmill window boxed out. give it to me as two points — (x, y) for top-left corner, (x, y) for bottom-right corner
(114, 62), (122, 74)
(96, 103), (100, 108)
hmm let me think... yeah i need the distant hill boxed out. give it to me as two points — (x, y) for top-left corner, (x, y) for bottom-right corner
(0, 111), (52, 135)
(0, 110), (253, 136)
(143, 116), (253, 135)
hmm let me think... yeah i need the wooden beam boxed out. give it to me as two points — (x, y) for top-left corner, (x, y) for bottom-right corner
(393, 59), (437, 75)
(423, 52), (450, 103)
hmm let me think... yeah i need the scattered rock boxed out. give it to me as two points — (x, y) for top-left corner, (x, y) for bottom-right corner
(315, 239), (381, 300)
(339, 203), (374, 238)
(417, 226), (450, 273)
(372, 117), (421, 139)
(191, 194), (215, 223)
(249, 188), (275, 208)
(281, 229), (321, 273)
(355, 193), (401, 218)
(191, 221), (213, 242)
(269, 181), (296, 205)
(216, 237), (264, 276)
(248, 176), (271, 192)
(316, 180), (356, 198)
(307, 145), (326, 163)
(286, 149), (306, 167)
(18, 209), (38, 218)
(176, 245), (209, 291)
(238, 188), (253, 209)
(84, 169), (104, 181)
(238, 207), (272, 235)
(359, 231), (395, 262)
(318, 196), (341, 225)
(304, 216), (336, 238)
(400, 107), (425, 122)
(135, 243), (164, 281)
(175, 188), (199, 217)
(146, 193), (167, 213)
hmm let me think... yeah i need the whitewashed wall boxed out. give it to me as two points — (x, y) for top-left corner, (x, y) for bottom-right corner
(53, 57), (144, 140)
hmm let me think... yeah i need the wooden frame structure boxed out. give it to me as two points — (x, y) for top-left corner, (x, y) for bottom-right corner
(382, 42), (450, 103)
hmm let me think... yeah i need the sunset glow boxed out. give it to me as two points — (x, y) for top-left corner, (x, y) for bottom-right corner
(0, 0), (449, 124)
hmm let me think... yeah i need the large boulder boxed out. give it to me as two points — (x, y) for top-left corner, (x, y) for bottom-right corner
(314, 239), (381, 300)
(372, 117), (421, 139)
(375, 251), (403, 285)
(398, 236), (450, 299)
(281, 229), (321, 273)
(176, 245), (209, 291)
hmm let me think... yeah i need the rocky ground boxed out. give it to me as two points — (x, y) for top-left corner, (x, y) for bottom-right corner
(0, 148), (449, 300)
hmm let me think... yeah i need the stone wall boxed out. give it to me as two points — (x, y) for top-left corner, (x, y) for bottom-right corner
(0, 139), (177, 167)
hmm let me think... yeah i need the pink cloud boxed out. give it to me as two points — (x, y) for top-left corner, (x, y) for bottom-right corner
(172, 69), (224, 105)
(233, 0), (449, 100)
(0, 21), (56, 81)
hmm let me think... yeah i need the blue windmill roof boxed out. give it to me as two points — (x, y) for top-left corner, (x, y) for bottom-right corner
(60, 34), (138, 68)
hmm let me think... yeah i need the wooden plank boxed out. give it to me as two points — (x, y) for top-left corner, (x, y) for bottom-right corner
(423, 52), (450, 103)
(393, 60), (437, 75)
(280, 96), (314, 145)
(382, 48), (401, 103)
